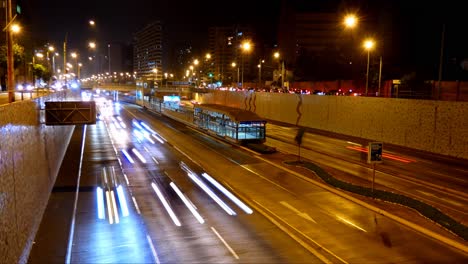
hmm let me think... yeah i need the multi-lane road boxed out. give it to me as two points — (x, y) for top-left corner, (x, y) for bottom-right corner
(28, 92), (467, 263)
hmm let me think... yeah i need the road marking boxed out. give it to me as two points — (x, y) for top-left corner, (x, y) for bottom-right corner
(240, 165), (295, 195)
(211, 227), (239, 260)
(280, 201), (316, 223)
(146, 235), (161, 264)
(132, 196), (141, 214)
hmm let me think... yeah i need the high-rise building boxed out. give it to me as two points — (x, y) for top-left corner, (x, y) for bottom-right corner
(208, 25), (255, 85)
(133, 21), (163, 82)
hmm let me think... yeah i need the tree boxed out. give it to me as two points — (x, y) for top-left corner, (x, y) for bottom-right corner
(0, 43), (25, 90)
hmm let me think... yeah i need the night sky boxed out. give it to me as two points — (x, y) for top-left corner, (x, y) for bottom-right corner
(18, 0), (468, 79)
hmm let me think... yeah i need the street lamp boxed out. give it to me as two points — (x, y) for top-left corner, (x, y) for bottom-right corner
(343, 14), (358, 29)
(363, 39), (375, 96)
(241, 41), (252, 88)
(231, 62), (239, 86)
(71, 52), (78, 75)
(258, 59), (264, 89)
(273, 51), (285, 90)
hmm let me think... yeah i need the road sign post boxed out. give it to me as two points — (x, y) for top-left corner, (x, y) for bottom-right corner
(368, 142), (383, 193)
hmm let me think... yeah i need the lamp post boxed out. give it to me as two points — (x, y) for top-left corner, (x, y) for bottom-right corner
(363, 39), (374, 96)
(241, 41), (252, 88)
(6, 0), (16, 102)
(231, 62), (239, 87)
(257, 59), (264, 89)
(273, 52), (285, 90)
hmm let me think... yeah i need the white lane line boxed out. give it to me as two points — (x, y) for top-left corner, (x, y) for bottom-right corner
(279, 201), (316, 223)
(66, 125), (87, 264)
(146, 235), (161, 264)
(240, 165), (295, 195)
(211, 227), (239, 260)
(132, 196), (141, 214)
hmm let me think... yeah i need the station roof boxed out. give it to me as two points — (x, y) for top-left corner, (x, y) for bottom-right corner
(195, 104), (266, 123)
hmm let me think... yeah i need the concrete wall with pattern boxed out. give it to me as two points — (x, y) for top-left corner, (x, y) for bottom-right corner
(0, 99), (74, 263)
(198, 91), (468, 159)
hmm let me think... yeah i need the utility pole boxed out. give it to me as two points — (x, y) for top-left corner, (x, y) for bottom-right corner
(378, 56), (383, 96)
(437, 24), (445, 100)
(6, 0), (15, 102)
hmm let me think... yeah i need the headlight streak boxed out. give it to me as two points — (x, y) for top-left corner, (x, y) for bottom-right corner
(105, 191), (114, 224)
(117, 116), (123, 121)
(121, 149), (135, 164)
(140, 122), (157, 134)
(202, 173), (253, 214)
(151, 182), (181, 226)
(133, 130), (145, 141)
(152, 156), (159, 164)
(186, 172), (236, 216)
(96, 187), (105, 219)
(116, 185), (130, 217)
(143, 132), (155, 144)
(132, 148), (147, 163)
(152, 134), (165, 144)
(169, 182), (205, 224)
(336, 215), (367, 232)
(110, 190), (120, 224)
(132, 120), (144, 130)
(119, 121), (127, 128)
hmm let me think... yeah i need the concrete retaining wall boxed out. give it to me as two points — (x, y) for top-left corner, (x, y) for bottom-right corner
(0, 99), (74, 263)
(198, 91), (468, 159)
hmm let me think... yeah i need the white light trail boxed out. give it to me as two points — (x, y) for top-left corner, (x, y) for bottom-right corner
(202, 173), (253, 214)
(105, 191), (114, 224)
(121, 149), (135, 164)
(140, 122), (157, 134)
(116, 185), (130, 217)
(96, 187), (105, 219)
(170, 182), (204, 224)
(132, 120), (144, 130)
(132, 148), (147, 163)
(117, 116), (123, 122)
(186, 172), (236, 216)
(151, 182), (181, 226)
(110, 190), (120, 224)
(152, 134), (165, 144)
(119, 121), (127, 128)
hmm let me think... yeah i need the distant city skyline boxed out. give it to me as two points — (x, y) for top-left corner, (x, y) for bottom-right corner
(10, 0), (468, 81)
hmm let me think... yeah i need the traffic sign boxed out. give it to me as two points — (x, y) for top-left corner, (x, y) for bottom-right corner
(368, 142), (383, 164)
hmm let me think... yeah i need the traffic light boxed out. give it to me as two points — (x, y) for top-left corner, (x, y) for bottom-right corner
(16, 0), (22, 14)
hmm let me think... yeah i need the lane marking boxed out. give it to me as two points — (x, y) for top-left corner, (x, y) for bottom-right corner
(132, 196), (141, 214)
(211, 227), (239, 260)
(240, 165), (295, 195)
(280, 201), (316, 223)
(65, 125), (87, 264)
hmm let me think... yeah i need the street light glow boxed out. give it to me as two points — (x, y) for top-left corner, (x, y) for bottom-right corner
(344, 14), (358, 28)
(89, 20), (95, 26)
(11, 24), (21, 33)
(242, 41), (252, 52)
(274, 52), (280, 59)
(363, 39), (375, 50)
(89, 42), (96, 49)
(231, 62), (236, 67)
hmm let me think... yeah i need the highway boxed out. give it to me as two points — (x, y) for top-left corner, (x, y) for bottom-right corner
(28, 92), (468, 263)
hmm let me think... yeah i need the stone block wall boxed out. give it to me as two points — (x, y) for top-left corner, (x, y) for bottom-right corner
(0, 99), (74, 263)
(198, 91), (468, 159)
